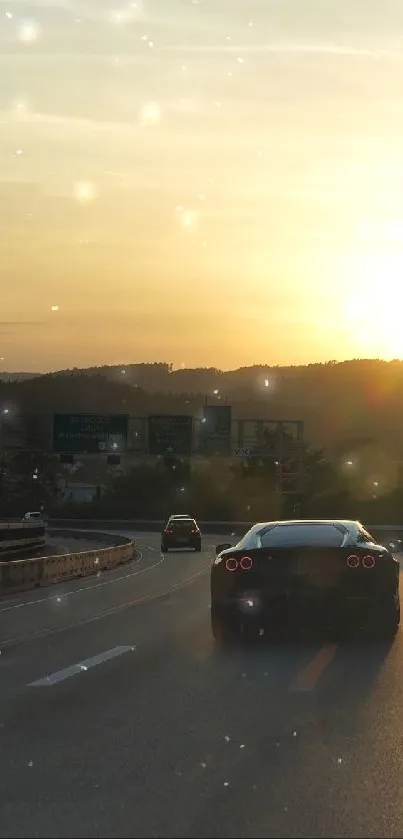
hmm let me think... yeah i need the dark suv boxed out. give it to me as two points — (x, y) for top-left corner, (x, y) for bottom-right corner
(163, 513), (192, 528)
(161, 517), (202, 553)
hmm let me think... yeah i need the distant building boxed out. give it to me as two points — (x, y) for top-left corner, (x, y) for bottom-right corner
(59, 482), (102, 504)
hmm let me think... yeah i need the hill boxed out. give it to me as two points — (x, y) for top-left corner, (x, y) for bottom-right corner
(1, 359), (403, 456)
(0, 371), (40, 382)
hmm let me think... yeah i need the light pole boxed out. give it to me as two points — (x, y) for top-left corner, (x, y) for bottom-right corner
(0, 408), (13, 514)
(0, 408), (10, 499)
(32, 468), (39, 507)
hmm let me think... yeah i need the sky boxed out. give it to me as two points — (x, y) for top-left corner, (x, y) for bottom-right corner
(3, 0), (403, 371)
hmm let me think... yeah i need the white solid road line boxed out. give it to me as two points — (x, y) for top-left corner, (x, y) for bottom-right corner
(28, 645), (137, 687)
(0, 549), (166, 614)
(0, 537), (214, 614)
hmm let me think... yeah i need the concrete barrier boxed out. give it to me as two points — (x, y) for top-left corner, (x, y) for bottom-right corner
(0, 522), (47, 558)
(0, 534), (136, 596)
(43, 553), (81, 585)
(2, 556), (44, 593)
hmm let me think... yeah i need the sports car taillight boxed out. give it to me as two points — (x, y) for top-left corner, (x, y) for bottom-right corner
(225, 558), (238, 572)
(225, 556), (253, 572)
(347, 553), (376, 569)
(362, 554), (376, 569)
(240, 555), (253, 570)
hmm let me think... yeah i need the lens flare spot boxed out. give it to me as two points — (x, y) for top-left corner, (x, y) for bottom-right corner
(18, 18), (41, 43)
(74, 181), (97, 204)
(139, 102), (161, 127)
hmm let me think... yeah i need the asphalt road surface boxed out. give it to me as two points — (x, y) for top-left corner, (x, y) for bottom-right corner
(1, 532), (403, 838)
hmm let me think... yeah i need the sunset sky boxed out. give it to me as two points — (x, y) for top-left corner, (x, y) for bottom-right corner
(2, 0), (403, 371)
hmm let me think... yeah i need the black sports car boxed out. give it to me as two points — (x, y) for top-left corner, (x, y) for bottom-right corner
(161, 516), (202, 552)
(211, 519), (400, 643)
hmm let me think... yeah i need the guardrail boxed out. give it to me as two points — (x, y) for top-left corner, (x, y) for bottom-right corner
(0, 517), (400, 598)
(0, 523), (46, 558)
(48, 518), (403, 537)
(0, 534), (136, 596)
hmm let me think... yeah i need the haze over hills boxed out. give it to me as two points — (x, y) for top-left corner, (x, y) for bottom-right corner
(0, 372), (40, 382)
(3, 358), (403, 392)
(1, 359), (403, 457)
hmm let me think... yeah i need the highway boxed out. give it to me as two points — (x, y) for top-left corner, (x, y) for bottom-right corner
(1, 531), (403, 838)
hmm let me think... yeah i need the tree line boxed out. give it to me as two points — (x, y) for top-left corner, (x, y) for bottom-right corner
(1, 445), (403, 525)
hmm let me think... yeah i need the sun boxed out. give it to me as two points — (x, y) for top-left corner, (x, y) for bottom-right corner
(344, 248), (403, 358)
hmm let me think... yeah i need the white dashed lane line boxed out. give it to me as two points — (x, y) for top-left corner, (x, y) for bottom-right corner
(1, 566), (208, 649)
(28, 645), (137, 687)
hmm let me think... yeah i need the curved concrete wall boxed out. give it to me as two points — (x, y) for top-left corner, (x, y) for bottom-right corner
(0, 534), (136, 596)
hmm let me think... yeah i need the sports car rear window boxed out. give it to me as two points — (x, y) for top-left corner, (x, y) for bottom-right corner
(259, 524), (346, 548)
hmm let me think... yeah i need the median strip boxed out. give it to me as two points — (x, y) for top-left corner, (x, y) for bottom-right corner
(28, 645), (136, 687)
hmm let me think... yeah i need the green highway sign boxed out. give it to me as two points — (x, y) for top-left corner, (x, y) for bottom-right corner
(148, 415), (193, 456)
(53, 414), (128, 454)
(202, 405), (231, 435)
(201, 404), (232, 455)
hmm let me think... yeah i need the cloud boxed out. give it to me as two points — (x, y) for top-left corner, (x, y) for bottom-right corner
(1, 109), (132, 134)
(5, 41), (396, 62)
(3, 0), (138, 19)
(7, 0), (72, 6)
(1, 0), (194, 30)
(159, 42), (402, 60)
(0, 97), (210, 142)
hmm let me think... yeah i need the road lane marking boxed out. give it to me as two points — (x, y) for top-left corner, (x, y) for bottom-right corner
(291, 643), (337, 692)
(0, 548), (168, 613)
(0, 550), (147, 611)
(0, 535), (210, 613)
(28, 645), (136, 687)
(0, 595), (24, 607)
(1, 567), (209, 649)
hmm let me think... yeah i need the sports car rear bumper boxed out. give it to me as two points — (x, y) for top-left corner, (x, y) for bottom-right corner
(214, 592), (399, 630)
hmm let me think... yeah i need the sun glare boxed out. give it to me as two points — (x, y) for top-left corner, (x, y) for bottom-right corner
(344, 248), (403, 358)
